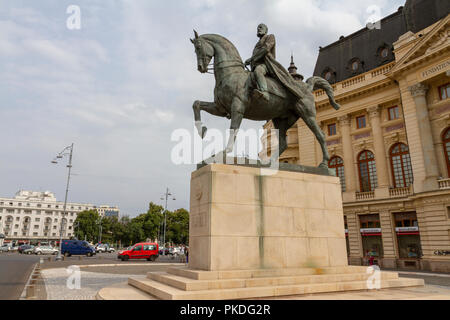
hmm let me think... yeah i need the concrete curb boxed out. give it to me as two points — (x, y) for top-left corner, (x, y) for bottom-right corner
(20, 262), (39, 300)
(77, 263), (183, 269)
(397, 271), (450, 278)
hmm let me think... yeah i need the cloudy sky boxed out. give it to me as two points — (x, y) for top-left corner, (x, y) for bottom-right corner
(0, 0), (405, 216)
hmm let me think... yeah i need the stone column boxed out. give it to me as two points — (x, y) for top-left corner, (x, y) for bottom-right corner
(367, 106), (390, 197)
(338, 115), (357, 201)
(346, 212), (363, 265)
(409, 83), (439, 191)
(379, 210), (397, 268)
(409, 83), (439, 190)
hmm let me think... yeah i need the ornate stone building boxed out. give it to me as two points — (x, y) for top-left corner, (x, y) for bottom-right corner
(0, 190), (118, 245)
(263, 1), (450, 271)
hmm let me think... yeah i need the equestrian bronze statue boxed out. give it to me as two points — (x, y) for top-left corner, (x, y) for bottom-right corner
(191, 25), (340, 168)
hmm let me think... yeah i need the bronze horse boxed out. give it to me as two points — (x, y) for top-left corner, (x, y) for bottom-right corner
(191, 31), (340, 168)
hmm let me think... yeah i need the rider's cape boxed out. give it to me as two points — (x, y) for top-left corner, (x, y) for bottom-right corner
(264, 53), (309, 100)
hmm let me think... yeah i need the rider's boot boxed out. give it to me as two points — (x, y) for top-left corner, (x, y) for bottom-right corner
(254, 89), (270, 102)
(255, 69), (270, 102)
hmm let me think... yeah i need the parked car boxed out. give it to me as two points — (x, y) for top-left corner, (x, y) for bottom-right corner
(95, 243), (115, 253)
(0, 244), (12, 253)
(18, 244), (34, 254)
(23, 246), (35, 255)
(61, 240), (96, 257)
(117, 242), (159, 261)
(34, 245), (58, 255)
(159, 248), (170, 255)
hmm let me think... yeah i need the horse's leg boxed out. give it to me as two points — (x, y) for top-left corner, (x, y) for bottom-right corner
(224, 98), (245, 153)
(272, 118), (288, 156)
(193, 100), (227, 138)
(273, 113), (298, 156)
(297, 100), (330, 168)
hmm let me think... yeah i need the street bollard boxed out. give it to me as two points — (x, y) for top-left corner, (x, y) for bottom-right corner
(47, 257), (51, 262)
(26, 285), (36, 299)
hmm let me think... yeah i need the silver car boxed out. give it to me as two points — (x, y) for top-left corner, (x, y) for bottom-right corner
(0, 244), (12, 253)
(34, 245), (58, 255)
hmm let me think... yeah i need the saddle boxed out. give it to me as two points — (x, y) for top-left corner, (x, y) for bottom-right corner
(248, 71), (289, 100)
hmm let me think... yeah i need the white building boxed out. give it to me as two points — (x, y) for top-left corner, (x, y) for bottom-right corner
(0, 190), (107, 245)
(97, 205), (120, 218)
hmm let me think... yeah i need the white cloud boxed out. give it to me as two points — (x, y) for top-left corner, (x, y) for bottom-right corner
(0, 0), (405, 216)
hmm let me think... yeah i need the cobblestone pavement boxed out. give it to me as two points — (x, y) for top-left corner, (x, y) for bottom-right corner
(41, 268), (135, 300)
(40, 263), (184, 300)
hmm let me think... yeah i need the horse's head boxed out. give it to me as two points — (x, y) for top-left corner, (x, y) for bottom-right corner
(190, 30), (214, 74)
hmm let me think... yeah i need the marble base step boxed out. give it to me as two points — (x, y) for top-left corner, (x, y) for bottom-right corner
(149, 270), (400, 291)
(166, 266), (369, 281)
(96, 282), (157, 300)
(128, 276), (424, 300)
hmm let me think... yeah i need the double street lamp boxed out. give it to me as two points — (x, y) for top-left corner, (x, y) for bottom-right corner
(51, 143), (74, 261)
(160, 188), (175, 255)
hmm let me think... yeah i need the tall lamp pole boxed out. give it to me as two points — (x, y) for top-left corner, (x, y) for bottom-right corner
(51, 143), (74, 261)
(160, 188), (175, 255)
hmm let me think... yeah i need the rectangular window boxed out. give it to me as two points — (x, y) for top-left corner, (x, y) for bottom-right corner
(356, 115), (366, 129)
(439, 83), (450, 100)
(388, 106), (400, 120)
(328, 123), (337, 136)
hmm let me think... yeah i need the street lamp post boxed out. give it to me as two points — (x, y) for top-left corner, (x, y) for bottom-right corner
(51, 143), (74, 261)
(74, 221), (80, 240)
(98, 217), (103, 244)
(160, 188), (175, 256)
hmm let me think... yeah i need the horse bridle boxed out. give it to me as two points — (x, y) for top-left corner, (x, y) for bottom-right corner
(205, 59), (247, 74)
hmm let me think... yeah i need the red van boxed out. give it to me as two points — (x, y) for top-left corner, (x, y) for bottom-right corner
(117, 242), (159, 261)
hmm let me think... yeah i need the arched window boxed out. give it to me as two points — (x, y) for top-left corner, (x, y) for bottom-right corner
(390, 143), (413, 188)
(329, 156), (346, 192)
(443, 128), (450, 176)
(358, 150), (378, 192)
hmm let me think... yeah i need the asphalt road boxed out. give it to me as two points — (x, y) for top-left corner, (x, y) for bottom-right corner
(37, 251), (185, 269)
(0, 252), (39, 300)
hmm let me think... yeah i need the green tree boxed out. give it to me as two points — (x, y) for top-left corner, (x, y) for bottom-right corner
(166, 208), (189, 245)
(74, 210), (100, 242)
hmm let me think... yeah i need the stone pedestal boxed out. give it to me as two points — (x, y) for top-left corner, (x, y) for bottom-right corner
(189, 163), (347, 271)
(96, 163), (425, 300)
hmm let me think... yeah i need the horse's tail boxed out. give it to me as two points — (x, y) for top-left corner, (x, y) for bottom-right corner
(305, 76), (340, 110)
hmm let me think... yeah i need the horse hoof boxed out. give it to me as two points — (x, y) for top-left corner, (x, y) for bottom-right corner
(201, 127), (208, 138)
(319, 163), (328, 169)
